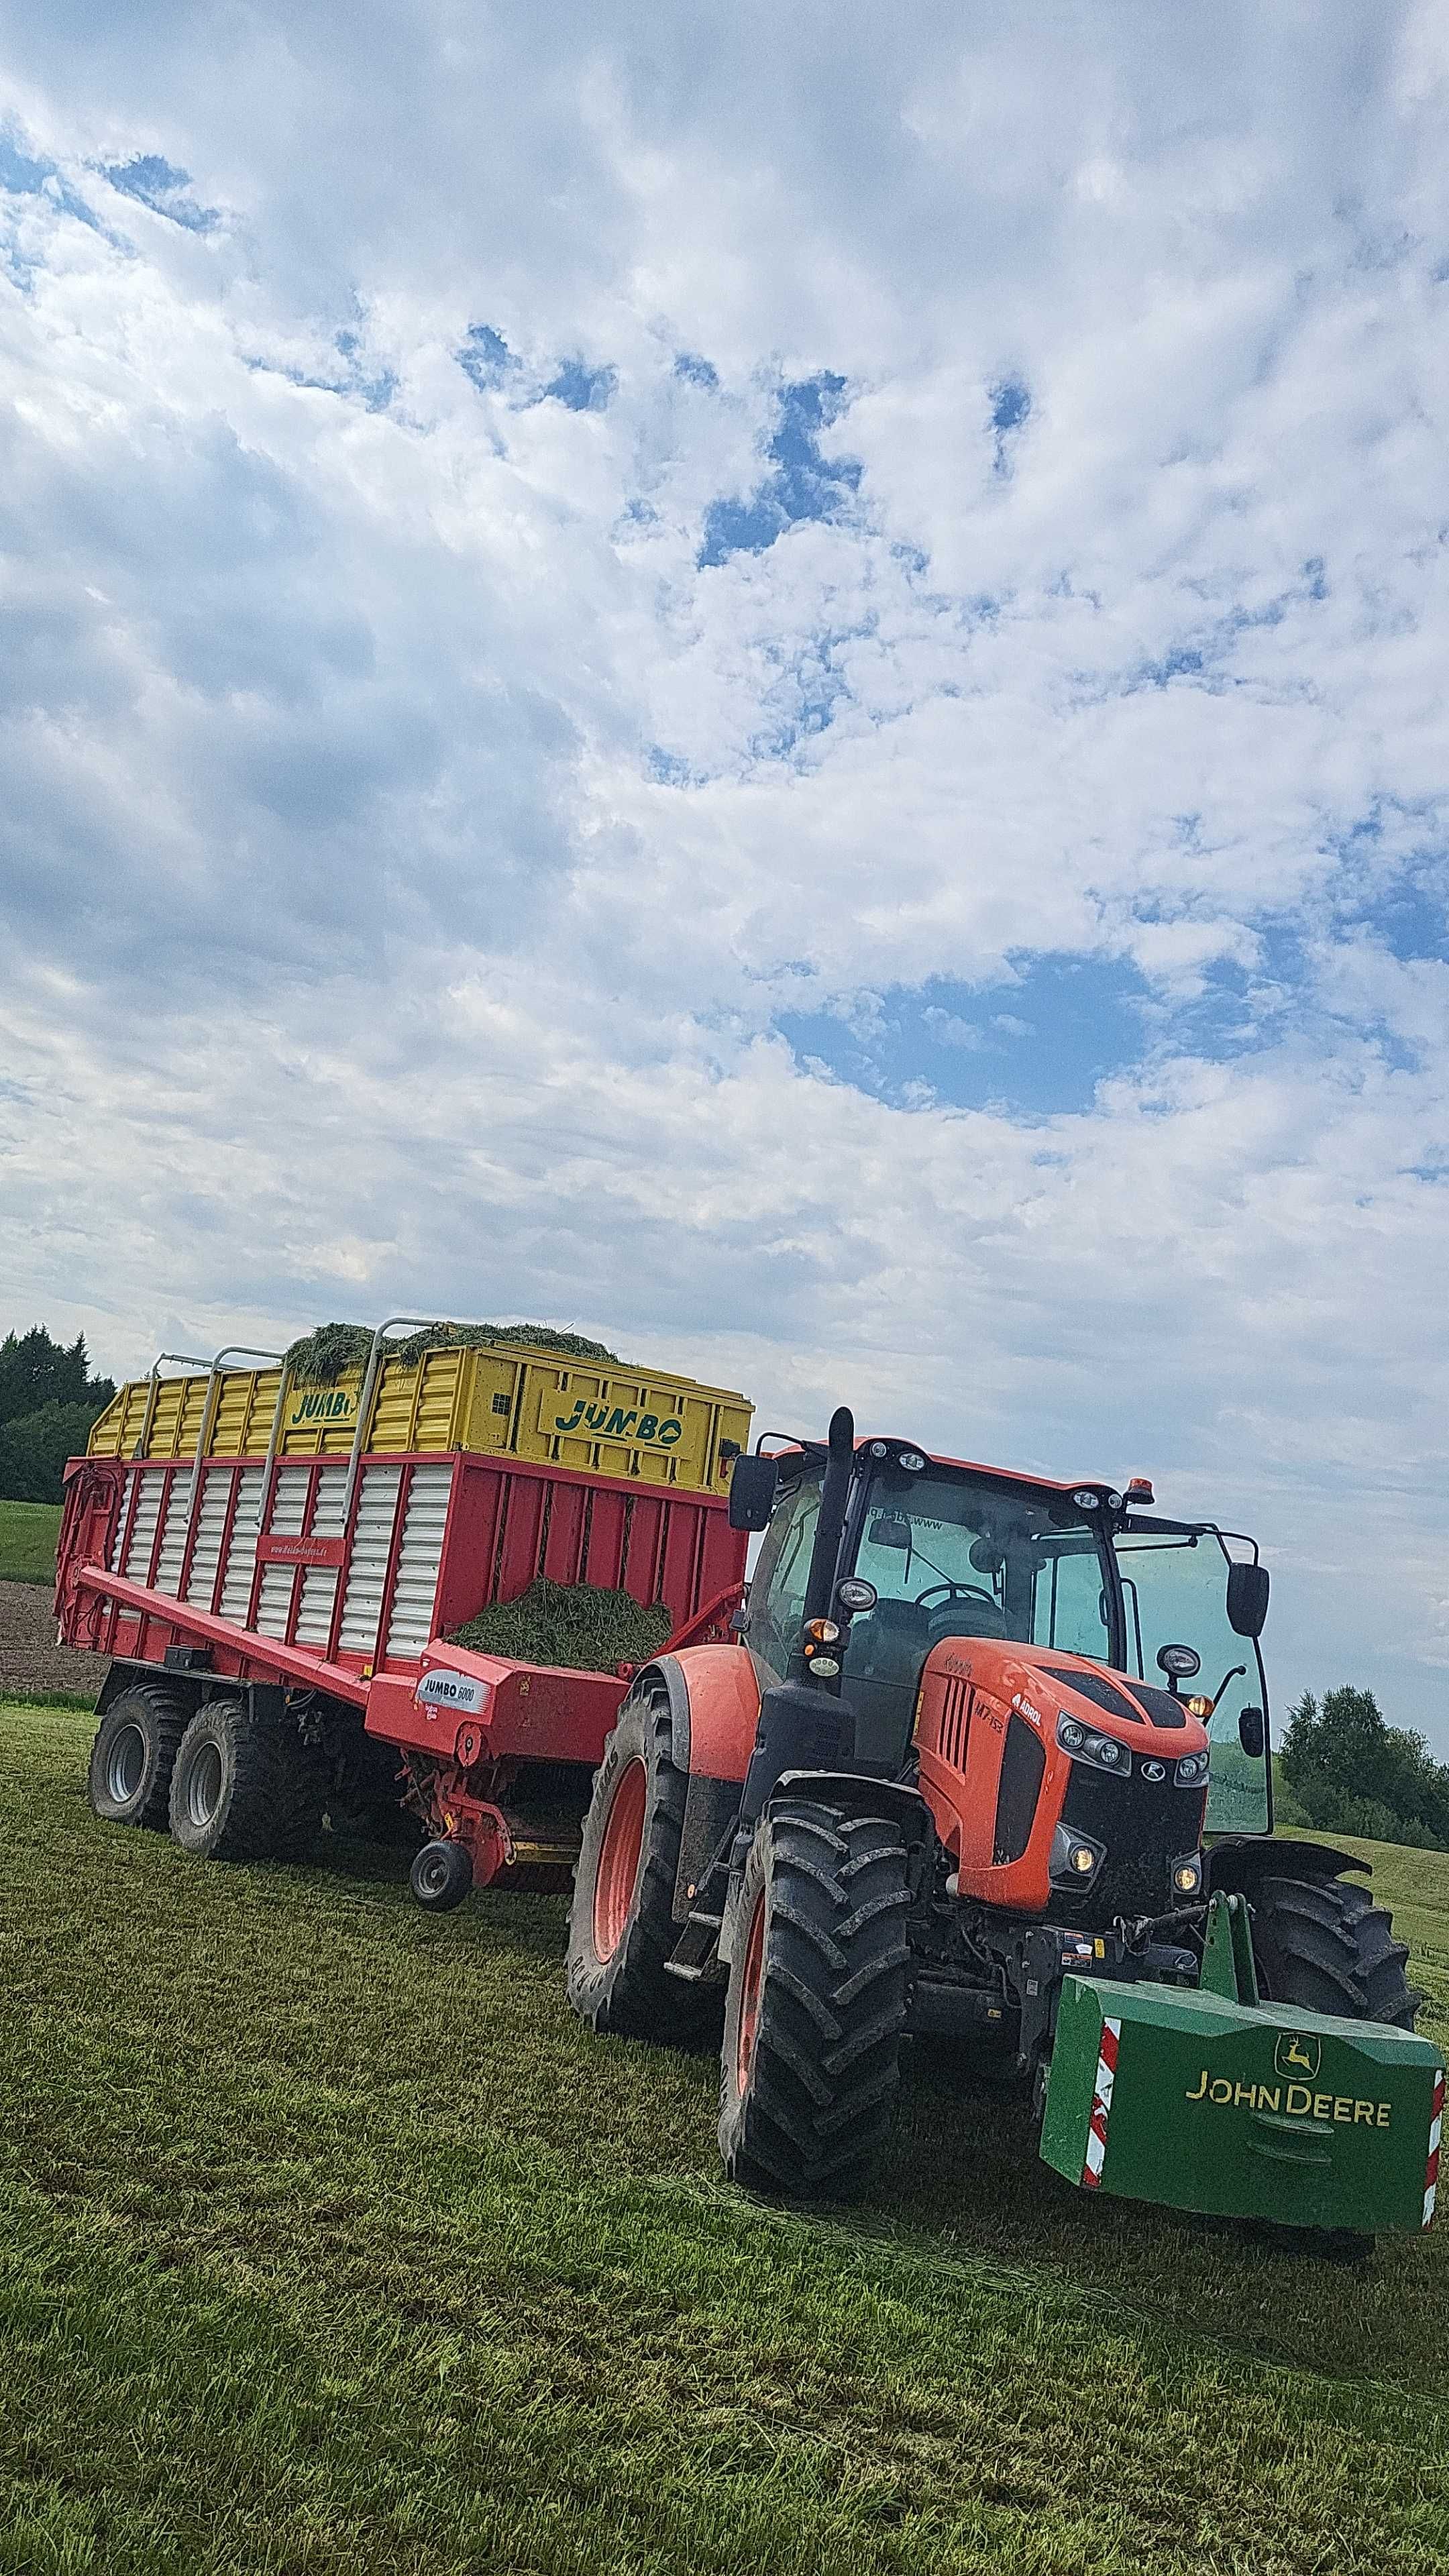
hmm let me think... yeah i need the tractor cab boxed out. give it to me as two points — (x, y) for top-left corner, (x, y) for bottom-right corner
(736, 1434), (1271, 1837)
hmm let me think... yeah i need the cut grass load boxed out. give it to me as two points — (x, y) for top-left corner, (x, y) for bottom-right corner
(3, 1700), (1448, 2576)
(0, 1498), (61, 1585)
(449, 1576), (673, 1672)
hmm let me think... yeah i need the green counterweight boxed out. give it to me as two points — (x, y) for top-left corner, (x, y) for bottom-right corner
(1040, 1896), (1445, 2237)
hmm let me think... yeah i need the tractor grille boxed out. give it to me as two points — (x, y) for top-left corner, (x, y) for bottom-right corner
(1059, 1764), (1206, 1925)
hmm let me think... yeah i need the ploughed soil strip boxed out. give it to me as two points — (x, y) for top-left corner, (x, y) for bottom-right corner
(0, 1580), (97, 1701)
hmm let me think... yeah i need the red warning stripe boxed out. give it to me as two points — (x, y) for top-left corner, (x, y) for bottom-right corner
(1425, 2067), (1444, 2230)
(1081, 2017), (1122, 2192)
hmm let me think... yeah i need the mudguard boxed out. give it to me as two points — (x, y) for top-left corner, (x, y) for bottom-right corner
(646, 1647), (763, 1922)
(1207, 1836), (1368, 1893)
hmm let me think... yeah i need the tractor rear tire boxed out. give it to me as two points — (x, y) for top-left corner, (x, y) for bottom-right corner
(567, 1675), (719, 2046)
(718, 1801), (910, 2200)
(1250, 1872), (1418, 2028)
(168, 1699), (323, 1864)
(87, 1684), (190, 1830)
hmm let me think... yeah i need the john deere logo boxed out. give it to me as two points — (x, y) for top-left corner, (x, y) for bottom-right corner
(1275, 2031), (1322, 2080)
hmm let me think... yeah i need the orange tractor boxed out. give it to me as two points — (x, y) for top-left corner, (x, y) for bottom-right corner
(567, 1410), (1428, 2219)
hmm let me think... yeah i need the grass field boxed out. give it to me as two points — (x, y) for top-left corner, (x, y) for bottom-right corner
(3, 1703), (1448, 2576)
(0, 1499), (61, 1584)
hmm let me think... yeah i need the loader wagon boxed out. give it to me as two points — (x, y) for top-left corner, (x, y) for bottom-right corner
(58, 1321), (753, 1897)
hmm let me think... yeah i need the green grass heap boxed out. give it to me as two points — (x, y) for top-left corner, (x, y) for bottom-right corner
(284, 1321), (619, 1385)
(449, 1576), (672, 1672)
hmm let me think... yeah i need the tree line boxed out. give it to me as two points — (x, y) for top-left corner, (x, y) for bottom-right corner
(1277, 1684), (1449, 1852)
(0, 1325), (117, 1506)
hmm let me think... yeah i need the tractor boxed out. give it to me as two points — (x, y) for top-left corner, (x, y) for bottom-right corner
(567, 1411), (1441, 2239)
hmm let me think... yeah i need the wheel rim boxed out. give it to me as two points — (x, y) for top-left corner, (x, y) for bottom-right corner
(592, 1759), (648, 1961)
(107, 1723), (147, 1805)
(184, 1740), (224, 1829)
(735, 1884), (767, 2092)
(418, 1848), (452, 1898)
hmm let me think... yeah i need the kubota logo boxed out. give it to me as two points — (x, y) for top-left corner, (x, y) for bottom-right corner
(1275, 2031), (1322, 2080)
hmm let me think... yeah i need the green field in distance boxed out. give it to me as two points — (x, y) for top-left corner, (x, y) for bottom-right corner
(0, 1500), (61, 1585)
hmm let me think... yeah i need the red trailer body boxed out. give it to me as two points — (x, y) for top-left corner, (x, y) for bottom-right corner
(57, 1432), (747, 1888)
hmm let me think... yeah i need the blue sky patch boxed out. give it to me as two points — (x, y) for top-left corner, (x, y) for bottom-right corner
(699, 371), (861, 568)
(103, 154), (217, 233)
(458, 325), (517, 392)
(541, 357), (616, 411)
(777, 957), (1154, 1116)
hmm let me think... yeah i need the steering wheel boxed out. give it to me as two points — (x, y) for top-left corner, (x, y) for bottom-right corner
(913, 1581), (1001, 1617)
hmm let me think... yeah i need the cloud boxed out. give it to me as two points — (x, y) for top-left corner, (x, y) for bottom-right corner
(1, 3), (1448, 1744)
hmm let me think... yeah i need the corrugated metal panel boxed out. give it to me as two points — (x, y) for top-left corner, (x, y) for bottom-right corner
(255, 1562), (297, 1640)
(108, 1470), (133, 1568)
(294, 1465), (347, 1646)
(152, 1472), (196, 1597)
(337, 1464), (402, 1656)
(384, 1464), (454, 1660)
(184, 1466), (233, 1607)
(219, 1468), (265, 1621)
(123, 1466), (167, 1582)
(268, 1465), (310, 1536)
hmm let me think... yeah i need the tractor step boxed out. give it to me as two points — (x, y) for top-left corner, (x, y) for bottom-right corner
(664, 1909), (723, 1981)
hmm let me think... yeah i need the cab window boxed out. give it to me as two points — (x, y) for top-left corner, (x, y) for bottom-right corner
(1113, 1522), (1270, 1833)
(747, 1474), (822, 1680)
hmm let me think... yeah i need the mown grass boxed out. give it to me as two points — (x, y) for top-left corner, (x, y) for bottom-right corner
(2, 1701), (1448, 2576)
(0, 1499), (60, 1585)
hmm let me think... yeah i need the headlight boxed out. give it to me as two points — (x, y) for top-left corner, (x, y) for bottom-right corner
(1057, 1713), (1132, 1776)
(1171, 1851), (1204, 1896)
(1049, 1821), (1106, 1886)
(835, 1578), (877, 1613)
(1175, 1752), (1209, 1786)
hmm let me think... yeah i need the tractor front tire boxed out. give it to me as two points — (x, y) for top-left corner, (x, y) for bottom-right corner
(718, 1801), (910, 2200)
(1251, 1872), (1417, 2028)
(168, 1699), (322, 1864)
(87, 1684), (191, 1830)
(567, 1675), (719, 2045)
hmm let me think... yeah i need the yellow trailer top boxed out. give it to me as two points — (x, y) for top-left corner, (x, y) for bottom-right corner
(87, 1332), (753, 1501)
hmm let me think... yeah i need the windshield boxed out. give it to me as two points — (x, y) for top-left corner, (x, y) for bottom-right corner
(847, 1462), (1113, 1659)
(1113, 1519), (1270, 1834)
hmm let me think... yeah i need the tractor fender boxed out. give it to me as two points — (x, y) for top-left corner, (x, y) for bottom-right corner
(650, 1647), (764, 1783)
(1206, 1835), (1368, 1893)
(647, 1648), (765, 1924)
(770, 1769), (931, 1847)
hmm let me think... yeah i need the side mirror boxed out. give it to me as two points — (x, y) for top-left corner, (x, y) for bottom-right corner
(1227, 1562), (1270, 1640)
(1238, 1704), (1266, 1758)
(728, 1454), (780, 1532)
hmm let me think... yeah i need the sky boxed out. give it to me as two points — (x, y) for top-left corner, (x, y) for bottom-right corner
(2, 3), (1448, 1746)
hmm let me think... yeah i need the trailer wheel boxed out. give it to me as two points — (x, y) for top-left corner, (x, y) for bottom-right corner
(1251, 1872), (1418, 2028)
(410, 1840), (474, 1911)
(718, 1801), (910, 2200)
(567, 1676), (718, 2045)
(87, 1684), (190, 1830)
(168, 1699), (322, 1864)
